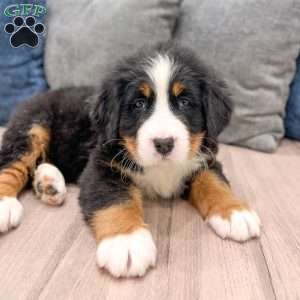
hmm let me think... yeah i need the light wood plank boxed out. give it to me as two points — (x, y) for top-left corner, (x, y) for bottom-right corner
(167, 199), (275, 300)
(220, 143), (300, 300)
(0, 186), (82, 300)
(39, 199), (173, 300)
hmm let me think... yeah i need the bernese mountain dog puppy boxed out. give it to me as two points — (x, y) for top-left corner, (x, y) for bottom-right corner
(0, 43), (261, 278)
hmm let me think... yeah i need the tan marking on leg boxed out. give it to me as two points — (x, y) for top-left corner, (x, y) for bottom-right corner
(0, 125), (50, 197)
(172, 81), (185, 97)
(0, 162), (28, 197)
(90, 187), (146, 242)
(138, 82), (152, 98)
(189, 170), (248, 219)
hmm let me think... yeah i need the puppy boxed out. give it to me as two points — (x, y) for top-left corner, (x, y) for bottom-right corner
(0, 43), (261, 278)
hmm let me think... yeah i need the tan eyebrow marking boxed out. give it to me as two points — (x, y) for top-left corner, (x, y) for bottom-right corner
(138, 82), (152, 98)
(172, 81), (185, 97)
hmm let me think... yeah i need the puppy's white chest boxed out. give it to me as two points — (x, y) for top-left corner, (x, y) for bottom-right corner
(132, 159), (201, 199)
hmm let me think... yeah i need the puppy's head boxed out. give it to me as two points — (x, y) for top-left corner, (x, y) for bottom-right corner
(91, 44), (232, 168)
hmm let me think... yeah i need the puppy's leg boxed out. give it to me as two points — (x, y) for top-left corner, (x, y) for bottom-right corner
(80, 166), (156, 278)
(188, 168), (261, 242)
(33, 163), (66, 206)
(0, 125), (50, 233)
(92, 187), (156, 278)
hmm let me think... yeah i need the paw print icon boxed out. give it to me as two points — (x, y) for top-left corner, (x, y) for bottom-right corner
(4, 16), (45, 48)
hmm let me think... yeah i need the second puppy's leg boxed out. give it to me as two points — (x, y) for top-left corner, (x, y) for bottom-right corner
(33, 163), (67, 206)
(0, 125), (50, 233)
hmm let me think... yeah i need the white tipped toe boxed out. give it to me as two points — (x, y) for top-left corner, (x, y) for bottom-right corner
(208, 210), (261, 242)
(0, 197), (23, 233)
(96, 228), (157, 278)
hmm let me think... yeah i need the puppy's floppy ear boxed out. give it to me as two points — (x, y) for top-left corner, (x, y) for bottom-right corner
(202, 75), (233, 139)
(89, 80), (121, 141)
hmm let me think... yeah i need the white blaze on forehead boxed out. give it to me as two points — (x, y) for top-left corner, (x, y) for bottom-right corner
(146, 54), (174, 103)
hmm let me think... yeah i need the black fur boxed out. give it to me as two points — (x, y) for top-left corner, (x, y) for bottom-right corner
(0, 43), (232, 221)
(79, 153), (133, 221)
(1, 87), (97, 182)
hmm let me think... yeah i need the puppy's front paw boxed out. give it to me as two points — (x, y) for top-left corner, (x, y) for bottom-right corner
(208, 209), (261, 242)
(96, 228), (157, 278)
(0, 196), (24, 233)
(33, 163), (66, 206)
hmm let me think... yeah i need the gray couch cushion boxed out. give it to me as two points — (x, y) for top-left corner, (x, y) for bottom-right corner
(45, 0), (180, 88)
(0, 127), (4, 147)
(175, 0), (300, 152)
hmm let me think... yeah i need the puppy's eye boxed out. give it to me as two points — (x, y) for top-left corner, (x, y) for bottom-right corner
(134, 99), (147, 110)
(178, 98), (190, 109)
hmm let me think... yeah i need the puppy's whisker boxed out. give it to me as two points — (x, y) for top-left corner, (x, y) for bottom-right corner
(193, 151), (209, 171)
(122, 160), (134, 182)
(202, 157), (209, 171)
(102, 138), (123, 147)
(191, 145), (216, 170)
(118, 151), (135, 182)
(126, 158), (135, 172)
(110, 149), (126, 170)
(198, 145), (216, 167)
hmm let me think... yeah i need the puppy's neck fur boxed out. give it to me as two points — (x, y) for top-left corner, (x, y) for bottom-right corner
(129, 156), (205, 199)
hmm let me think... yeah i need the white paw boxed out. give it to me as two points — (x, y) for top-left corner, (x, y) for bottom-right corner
(208, 210), (261, 242)
(0, 197), (24, 233)
(96, 228), (157, 278)
(33, 163), (66, 206)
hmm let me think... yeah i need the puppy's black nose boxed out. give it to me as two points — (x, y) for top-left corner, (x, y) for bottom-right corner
(153, 137), (174, 156)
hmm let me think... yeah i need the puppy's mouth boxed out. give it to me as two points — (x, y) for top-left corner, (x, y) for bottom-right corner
(152, 155), (172, 165)
(141, 146), (187, 168)
(153, 151), (174, 162)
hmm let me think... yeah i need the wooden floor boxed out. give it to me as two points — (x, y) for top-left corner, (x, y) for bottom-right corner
(0, 133), (300, 299)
